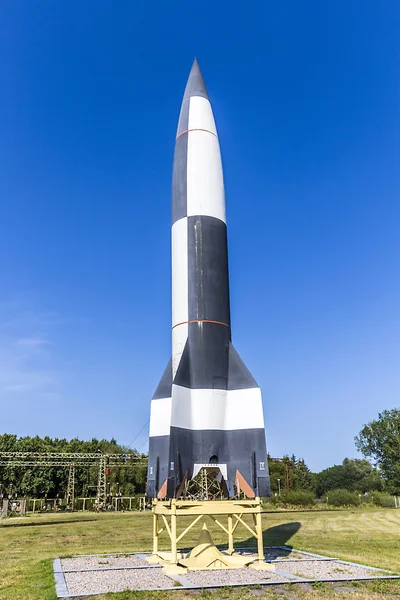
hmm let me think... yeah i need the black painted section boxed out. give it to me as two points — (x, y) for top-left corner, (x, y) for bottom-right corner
(172, 135), (188, 224)
(146, 434), (170, 498)
(187, 215), (230, 325)
(227, 343), (258, 390)
(173, 322), (230, 389)
(152, 358), (172, 399)
(183, 58), (209, 101)
(173, 331), (260, 391)
(167, 426), (270, 498)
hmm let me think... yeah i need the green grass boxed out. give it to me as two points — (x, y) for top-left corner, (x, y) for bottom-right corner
(0, 508), (399, 600)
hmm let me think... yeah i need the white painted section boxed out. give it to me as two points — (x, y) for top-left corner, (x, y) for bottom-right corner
(193, 463), (228, 480)
(170, 385), (265, 431)
(149, 397), (171, 437)
(171, 217), (188, 378)
(171, 217), (188, 328)
(187, 130), (226, 223)
(188, 96), (217, 136)
(172, 322), (188, 379)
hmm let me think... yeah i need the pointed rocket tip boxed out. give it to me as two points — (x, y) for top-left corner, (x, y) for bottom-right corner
(183, 58), (209, 101)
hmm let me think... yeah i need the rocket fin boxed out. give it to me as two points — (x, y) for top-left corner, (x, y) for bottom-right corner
(227, 343), (258, 390)
(227, 343), (271, 497)
(157, 478), (168, 499)
(173, 339), (191, 388)
(235, 469), (256, 498)
(153, 358), (173, 399)
(146, 359), (172, 498)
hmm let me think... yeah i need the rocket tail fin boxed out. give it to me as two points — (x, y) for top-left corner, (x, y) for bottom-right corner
(227, 342), (259, 390)
(228, 343), (271, 497)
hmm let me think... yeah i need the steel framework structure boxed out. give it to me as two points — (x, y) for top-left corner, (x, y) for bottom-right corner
(66, 465), (75, 511)
(0, 452), (147, 511)
(0, 452), (146, 465)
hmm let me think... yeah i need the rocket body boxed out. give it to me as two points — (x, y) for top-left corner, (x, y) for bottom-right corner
(147, 60), (270, 499)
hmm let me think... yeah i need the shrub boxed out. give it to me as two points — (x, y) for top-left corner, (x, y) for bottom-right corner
(270, 490), (316, 506)
(326, 489), (360, 507)
(370, 492), (395, 508)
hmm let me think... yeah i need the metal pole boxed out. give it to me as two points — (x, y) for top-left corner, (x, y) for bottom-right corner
(277, 478), (281, 496)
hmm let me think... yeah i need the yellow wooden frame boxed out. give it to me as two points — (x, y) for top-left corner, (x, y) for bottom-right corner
(152, 497), (264, 565)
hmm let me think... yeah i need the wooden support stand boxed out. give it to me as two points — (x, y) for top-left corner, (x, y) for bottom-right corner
(152, 497), (265, 565)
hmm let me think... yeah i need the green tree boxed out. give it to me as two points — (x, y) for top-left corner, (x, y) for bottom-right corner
(355, 408), (400, 494)
(295, 458), (315, 491)
(267, 455), (315, 493)
(315, 458), (383, 496)
(267, 455), (285, 494)
(283, 455), (296, 490)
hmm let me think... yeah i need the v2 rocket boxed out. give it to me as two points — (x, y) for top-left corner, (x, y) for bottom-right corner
(147, 59), (270, 499)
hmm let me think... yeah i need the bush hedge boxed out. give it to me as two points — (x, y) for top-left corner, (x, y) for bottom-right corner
(265, 488), (396, 508)
(369, 491), (395, 508)
(269, 490), (316, 506)
(326, 489), (360, 507)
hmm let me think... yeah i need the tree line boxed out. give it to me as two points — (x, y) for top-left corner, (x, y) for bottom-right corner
(0, 407), (398, 499)
(269, 408), (400, 498)
(0, 434), (147, 498)
(268, 455), (384, 497)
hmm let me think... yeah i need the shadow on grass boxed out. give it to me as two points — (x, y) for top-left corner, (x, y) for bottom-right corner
(263, 521), (301, 547)
(212, 521), (301, 558)
(237, 521), (301, 558)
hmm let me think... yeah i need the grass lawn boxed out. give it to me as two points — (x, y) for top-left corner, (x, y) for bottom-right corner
(0, 507), (399, 600)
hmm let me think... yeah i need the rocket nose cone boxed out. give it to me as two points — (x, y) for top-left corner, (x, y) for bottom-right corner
(183, 58), (209, 101)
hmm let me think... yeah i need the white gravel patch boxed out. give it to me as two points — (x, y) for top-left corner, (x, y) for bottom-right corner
(281, 560), (386, 580)
(61, 554), (147, 571)
(57, 551), (396, 597)
(64, 567), (174, 594)
(183, 568), (290, 586)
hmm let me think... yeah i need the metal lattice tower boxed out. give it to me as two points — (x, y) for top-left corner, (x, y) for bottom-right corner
(66, 465), (75, 511)
(96, 455), (107, 510)
(185, 467), (225, 501)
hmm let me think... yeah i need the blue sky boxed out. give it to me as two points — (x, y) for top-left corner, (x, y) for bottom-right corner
(0, 1), (399, 471)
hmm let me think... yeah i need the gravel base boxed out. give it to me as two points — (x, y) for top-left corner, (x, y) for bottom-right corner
(64, 567), (174, 594)
(61, 554), (147, 571)
(183, 568), (290, 586)
(56, 550), (397, 597)
(280, 560), (386, 580)
(237, 549), (315, 562)
(264, 549), (305, 561)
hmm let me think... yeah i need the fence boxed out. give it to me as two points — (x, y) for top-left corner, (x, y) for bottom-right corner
(0, 496), (141, 515)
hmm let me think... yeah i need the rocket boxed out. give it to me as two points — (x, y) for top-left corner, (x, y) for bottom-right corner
(146, 59), (270, 499)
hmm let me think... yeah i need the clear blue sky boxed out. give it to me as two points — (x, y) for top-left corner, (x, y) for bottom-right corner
(1, 1), (399, 471)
